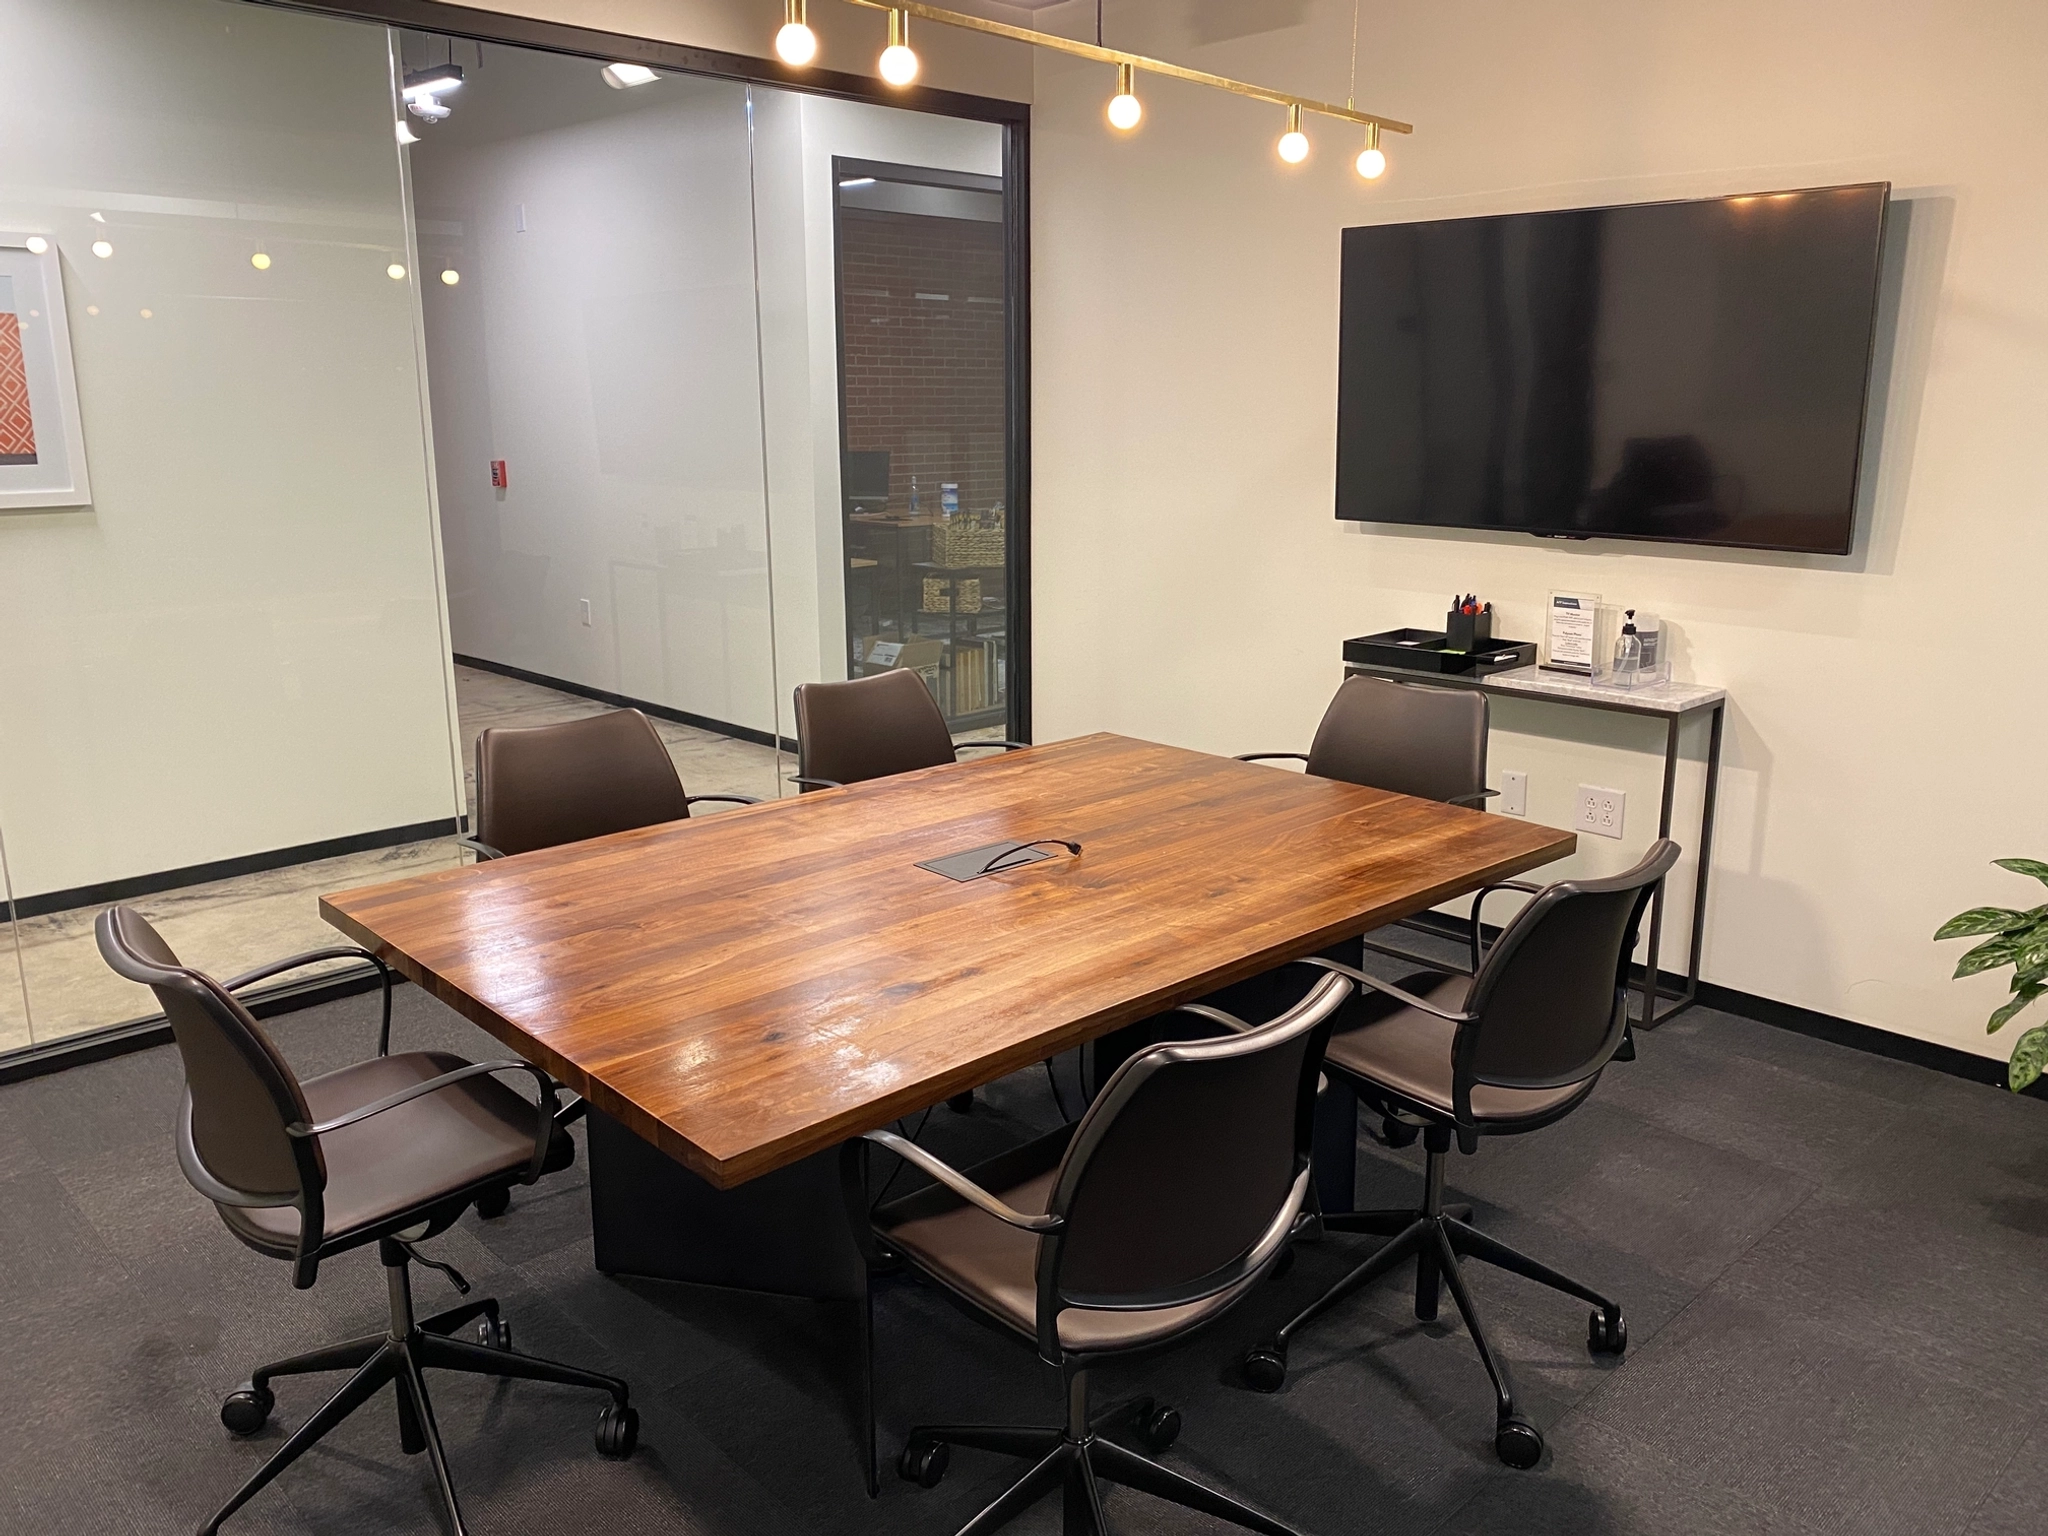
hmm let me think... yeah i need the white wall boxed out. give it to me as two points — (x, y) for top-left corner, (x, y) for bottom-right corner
(0, 0), (461, 900)
(1027, 0), (2048, 1057)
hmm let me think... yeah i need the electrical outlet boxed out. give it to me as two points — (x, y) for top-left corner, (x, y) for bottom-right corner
(1576, 784), (1626, 839)
(1498, 770), (1528, 817)
(579, 598), (593, 627)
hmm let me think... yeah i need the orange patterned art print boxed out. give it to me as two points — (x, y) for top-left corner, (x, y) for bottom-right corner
(0, 309), (36, 466)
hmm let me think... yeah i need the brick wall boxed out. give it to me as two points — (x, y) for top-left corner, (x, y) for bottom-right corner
(837, 208), (1008, 519)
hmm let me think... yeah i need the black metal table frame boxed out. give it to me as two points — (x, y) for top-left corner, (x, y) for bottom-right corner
(1345, 663), (1724, 1029)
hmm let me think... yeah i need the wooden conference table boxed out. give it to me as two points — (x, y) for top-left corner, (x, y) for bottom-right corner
(321, 732), (1574, 1299)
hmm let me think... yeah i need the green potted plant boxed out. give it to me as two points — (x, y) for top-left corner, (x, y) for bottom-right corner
(1937, 858), (2048, 1091)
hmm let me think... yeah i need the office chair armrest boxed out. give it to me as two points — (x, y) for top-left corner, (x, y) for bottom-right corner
(1173, 1002), (1255, 1035)
(223, 947), (400, 1056)
(290, 1059), (560, 1182)
(953, 740), (1029, 754)
(1234, 752), (1309, 764)
(684, 793), (763, 808)
(1468, 880), (1543, 971)
(861, 1129), (1065, 1232)
(457, 836), (505, 861)
(788, 775), (843, 791)
(1290, 956), (1474, 1023)
(1446, 788), (1500, 808)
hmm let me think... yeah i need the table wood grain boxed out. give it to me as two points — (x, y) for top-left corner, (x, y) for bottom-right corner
(321, 733), (1574, 1189)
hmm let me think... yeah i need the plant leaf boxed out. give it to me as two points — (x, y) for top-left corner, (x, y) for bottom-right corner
(1955, 936), (2021, 978)
(2008, 1022), (2048, 1093)
(1936, 907), (2028, 940)
(1987, 985), (2044, 1034)
(1993, 858), (2048, 886)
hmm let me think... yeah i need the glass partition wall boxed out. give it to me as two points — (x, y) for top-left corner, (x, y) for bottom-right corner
(0, 0), (1022, 1055)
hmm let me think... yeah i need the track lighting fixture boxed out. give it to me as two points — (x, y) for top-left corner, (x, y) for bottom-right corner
(878, 9), (919, 85)
(776, 0), (819, 66)
(401, 63), (462, 100)
(1355, 121), (1386, 180)
(1277, 103), (1309, 164)
(1107, 62), (1141, 131)
(776, 1), (1410, 178)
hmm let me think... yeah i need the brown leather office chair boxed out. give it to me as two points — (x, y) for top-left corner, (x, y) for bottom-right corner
(1239, 840), (1681, 1469)
(96, 906), (638, 1535)
(1241, 673), (1506, 975)
(846, 969), (1353, 1536)
(464, 706), (758, 859)
(791, 667), (1026, 791)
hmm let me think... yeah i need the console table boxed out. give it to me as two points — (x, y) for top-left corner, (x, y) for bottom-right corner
(1343, 659), (1725, 1028)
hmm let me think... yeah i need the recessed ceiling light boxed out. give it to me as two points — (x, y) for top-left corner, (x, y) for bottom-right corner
(839, 177), (877, 189)
(250, 252), (271, 270)
(24, 236), (48, 254)
(441, 269), (460, 285)
(602, 62), (659, 88)
(91, 239), (112, 258)
(388, 263), (408, 280)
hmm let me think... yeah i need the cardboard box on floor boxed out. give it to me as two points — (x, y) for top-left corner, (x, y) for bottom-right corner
(855, 636), (945, 696)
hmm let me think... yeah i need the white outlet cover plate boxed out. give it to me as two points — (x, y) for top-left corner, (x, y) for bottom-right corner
(1498, 771), (1528, 817)
(1576, 784), (1626, 839)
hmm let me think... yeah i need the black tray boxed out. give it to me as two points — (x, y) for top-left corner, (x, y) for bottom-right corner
(1343, 629), (1538, 675)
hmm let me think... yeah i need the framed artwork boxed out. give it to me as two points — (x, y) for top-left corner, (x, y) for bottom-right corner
(0, 234), (92, 510)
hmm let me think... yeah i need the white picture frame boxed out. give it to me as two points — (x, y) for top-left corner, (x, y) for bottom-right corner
(0, 233), (92, 510)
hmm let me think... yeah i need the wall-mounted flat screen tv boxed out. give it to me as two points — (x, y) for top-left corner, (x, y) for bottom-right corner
(1335, 183), (1890, 554)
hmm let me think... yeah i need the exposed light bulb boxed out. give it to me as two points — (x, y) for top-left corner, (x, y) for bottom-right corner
(250, 252), (271, 270)
(1106, 63), (1141, 131)
(601, 62), (659, 89)
(388, 263), (408, 280)
(441, 269), (460, 285)
(24, 236), (48, 254)
(776, 1), (817, 66)
(878, 10), (918, 85)
(1277, 105), (1308, 164)
(91, 239), (112, 259)
(1354, 122), (1386, 180)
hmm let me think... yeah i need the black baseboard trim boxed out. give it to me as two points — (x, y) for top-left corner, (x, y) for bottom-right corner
(0, 962), (397, 1087)
(453, 654), (798, 754)
(9, 819), (461, 921)
(1399, 910), (2038, 1099)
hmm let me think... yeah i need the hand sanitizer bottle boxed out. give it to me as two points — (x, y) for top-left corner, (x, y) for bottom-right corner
(1612, 609), (1643, 689)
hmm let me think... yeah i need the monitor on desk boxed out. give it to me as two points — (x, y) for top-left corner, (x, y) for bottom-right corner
(843, 450), (890, 514)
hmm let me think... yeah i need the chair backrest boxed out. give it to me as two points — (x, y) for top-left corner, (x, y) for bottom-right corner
(794, 667), (956, 788)
(1458, 839), (1682, 1100)
(1032, 970), (1351, 1351)
(474, 708), (687, 856)
(94, 907), (324, 1266)
(1304, 674), (1488, 804)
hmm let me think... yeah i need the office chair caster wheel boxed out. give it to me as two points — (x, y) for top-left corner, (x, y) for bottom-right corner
(1494, 1416), (1543, 1469)
(947, 1091), (974, 1114)
(478, 1314), (513, 1351)
(1242, 1343), (1288, 1393)
(595, 1403), (638, 1459)
(1587, 1307), (1627, 1355)
(220, 1384), (273, 1437)
(899, 1435), (950, 1488)
(474, 1185), (511, 1219)
(1136, 1403), (1181, 1453)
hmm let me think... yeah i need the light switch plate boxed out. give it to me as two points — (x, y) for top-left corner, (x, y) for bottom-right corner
(1576, 784), (1625, 839)
(1498, 770), (1528, 817)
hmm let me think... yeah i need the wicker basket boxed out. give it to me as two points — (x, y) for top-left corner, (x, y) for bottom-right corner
(930, 522), (1005, 568)
(923, 576), (981, 614)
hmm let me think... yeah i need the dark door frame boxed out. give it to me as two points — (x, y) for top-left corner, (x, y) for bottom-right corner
(246, 0), (1033, 740)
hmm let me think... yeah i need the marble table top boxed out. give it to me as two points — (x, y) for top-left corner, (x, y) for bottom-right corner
(1349, 661), (1725, 716)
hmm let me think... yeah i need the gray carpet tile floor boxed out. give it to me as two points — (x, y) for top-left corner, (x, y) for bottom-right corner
(3, 979), (2045, 1536)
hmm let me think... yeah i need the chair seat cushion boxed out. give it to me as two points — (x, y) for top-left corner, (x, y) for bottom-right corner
(221, 1051), (539, 1256)
(879, 1164), (1253, 1355)
(1325, 973), (1590, 1123)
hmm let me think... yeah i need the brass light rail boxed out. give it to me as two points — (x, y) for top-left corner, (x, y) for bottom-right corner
(837, 0), (1413, 135)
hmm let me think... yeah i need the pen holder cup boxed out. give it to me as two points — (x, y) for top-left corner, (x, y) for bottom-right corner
(1443, 609), (1492, 653)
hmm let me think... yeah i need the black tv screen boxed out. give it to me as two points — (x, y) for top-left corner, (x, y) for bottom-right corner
(1335, 183), (1889, 554)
